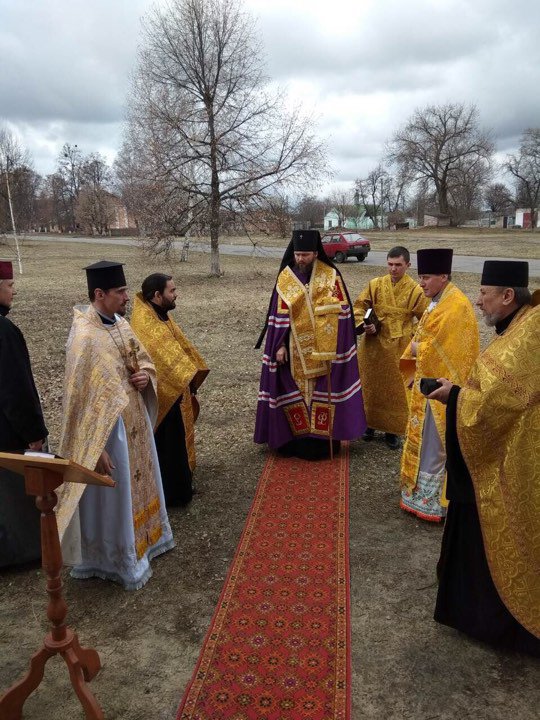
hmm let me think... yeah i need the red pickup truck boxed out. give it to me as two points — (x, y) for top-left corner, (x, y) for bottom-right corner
(321, 231), (370, 262)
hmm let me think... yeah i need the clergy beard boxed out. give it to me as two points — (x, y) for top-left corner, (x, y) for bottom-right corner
(294, 261), (314, 275)
(482, 311), (502, 327)
(162, 299), (176, 312)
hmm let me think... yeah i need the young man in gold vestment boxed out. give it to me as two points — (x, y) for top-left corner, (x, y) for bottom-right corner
(131, 273), (209, 506)
(428, 260), (539, 656)
(353, 246), (428, 449)
(399, 248), (479, 522)
(57, 261), (174, 590)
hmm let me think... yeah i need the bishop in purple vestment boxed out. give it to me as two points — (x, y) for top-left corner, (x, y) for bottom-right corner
(254, 230), (366, 459)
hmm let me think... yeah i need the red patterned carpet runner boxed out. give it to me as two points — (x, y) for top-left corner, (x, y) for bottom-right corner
(177, 445), (351, 720)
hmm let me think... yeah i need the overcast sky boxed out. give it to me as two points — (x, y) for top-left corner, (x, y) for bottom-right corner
(1, 0), (539, 194)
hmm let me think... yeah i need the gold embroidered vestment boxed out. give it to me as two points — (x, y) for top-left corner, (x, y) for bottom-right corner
(276, 260), (342, 404)
(457, 303), (540, 638)
(353, 273), (428, 434)
(130, 293), (209, 471)
(400, 283), (480, 499)
(56, 305), (163, 559)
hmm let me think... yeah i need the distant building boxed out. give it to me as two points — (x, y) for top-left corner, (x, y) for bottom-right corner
(422, 213), (451, 228)
(515, 208), (539, 229)
(324, 207), (378, 231)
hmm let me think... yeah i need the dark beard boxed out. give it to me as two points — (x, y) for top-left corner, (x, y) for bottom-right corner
(294, 261), (314, 275)
(163, 299), (176, 312)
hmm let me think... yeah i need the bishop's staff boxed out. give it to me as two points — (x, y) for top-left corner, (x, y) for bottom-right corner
(326, 361), (334, 460)
(313, 297), (341, 460)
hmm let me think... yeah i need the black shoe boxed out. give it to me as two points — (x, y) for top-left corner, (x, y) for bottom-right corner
(362, 427), (375, 441)
(385, 433), (400, 449)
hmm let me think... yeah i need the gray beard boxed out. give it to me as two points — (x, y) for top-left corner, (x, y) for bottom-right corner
(483, 312), (500, 327)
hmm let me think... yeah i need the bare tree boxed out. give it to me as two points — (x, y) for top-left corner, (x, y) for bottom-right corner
(246, 193), (292, 238)
(56, 143), (83, 231)
(0, 126), (34, 272)
(294, 195), (326, 228)
(505, 128), (540, 231)
(76, 153), (114, 235)
(387, 103), (494, 225)
(118, 0), (327, 275)
(484, 182), (514, 215)
(446, 154), (491, 225)
(355, 165), (390, 229)
(325, 186), (355, 227)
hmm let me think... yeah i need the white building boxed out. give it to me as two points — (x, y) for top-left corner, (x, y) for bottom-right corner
(515, 208), (539, 229)
(324, 207), (377, 231)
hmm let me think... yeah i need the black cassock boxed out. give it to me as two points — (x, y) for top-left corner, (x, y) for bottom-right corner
(434, 385), (540, 657)
(154, 398), (193, 506)
(0, 307), (48, 567)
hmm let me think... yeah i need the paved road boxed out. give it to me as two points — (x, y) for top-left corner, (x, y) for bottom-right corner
(25, 235), (540, 275)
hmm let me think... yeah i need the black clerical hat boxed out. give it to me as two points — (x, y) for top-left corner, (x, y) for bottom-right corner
(292, 229), (320, 252)
(84, 260), (126, 293)
(481, 260), (529, 288)
(417, 248), (453, 274)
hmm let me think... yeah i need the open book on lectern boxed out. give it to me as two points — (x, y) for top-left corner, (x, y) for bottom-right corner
(0, 451), (115, 487)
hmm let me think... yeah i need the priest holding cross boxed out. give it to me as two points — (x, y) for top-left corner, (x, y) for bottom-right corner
(56, 260), (174, 590)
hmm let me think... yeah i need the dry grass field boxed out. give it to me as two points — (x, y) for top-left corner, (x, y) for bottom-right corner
(220, 226), (540, 261)
(0, 240), (538, 719)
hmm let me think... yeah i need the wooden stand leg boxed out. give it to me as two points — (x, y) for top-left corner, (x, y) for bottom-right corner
(0, 646), (55, 720)
(63, 644), (104, 720)
(0, 476), (105, 720)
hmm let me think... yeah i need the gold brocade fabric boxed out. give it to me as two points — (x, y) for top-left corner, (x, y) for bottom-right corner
(457, 304), (540, 638)
(313, 299), (342, 362)
(130, 293), (209, 471)
(399, 283), (480, 497)
(276, 261), (339, 401)
(56, 305), (163, 559)
(353, 274), (428, 434)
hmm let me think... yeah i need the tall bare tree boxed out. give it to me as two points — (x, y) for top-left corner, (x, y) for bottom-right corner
(387, 103), (494, 225)
(484, 182), (514, 215)
(505, 128), (540, 231)
(118, 0), (327, 275)
(56, 143), (83, 231)
(0, 126), (34, 272)
(355, 165), (390, 229)
(294, 195), (326, 228)
(76, 153), (114, 235)
(325, 187), (355, 227)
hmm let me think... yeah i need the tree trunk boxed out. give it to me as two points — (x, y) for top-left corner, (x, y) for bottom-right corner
(180, 237), (190, 262)
(208, 106), (221, 277)
(437, 181), (453, 224)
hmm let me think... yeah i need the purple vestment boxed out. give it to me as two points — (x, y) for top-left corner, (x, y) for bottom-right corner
(254, 266), (366, 449)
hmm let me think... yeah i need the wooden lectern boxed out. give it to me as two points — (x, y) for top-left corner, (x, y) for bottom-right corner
(0, 452), (115, 720)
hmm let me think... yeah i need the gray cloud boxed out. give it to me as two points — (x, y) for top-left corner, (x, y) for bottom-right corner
(1, 0), (538, 185)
